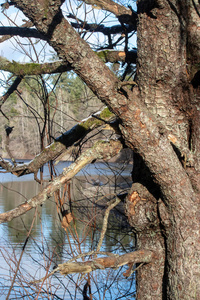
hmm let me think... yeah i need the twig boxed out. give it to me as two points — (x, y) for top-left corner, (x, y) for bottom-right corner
(30, 251), (118, 284)
(29, 248), (154, 284)
(96, 197), (121, 252)
(0, 139), (123, 224)
(6, 207), (38, 300)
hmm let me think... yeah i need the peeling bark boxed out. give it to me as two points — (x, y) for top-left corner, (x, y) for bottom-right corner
(31, 249), (155, 285)
(58, 250), (154, 275)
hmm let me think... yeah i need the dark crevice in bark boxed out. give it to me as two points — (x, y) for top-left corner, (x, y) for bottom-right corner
(191, 0), (200, 18)
(170, 143), (185, 166)
(132, 153), (161, 200)
(188, 119), (193, 151)
(46, 9), (63, 39)
(157, 203), (169, 300)
(191, 70), (200, 88)
(161, 234), (168, 300)
(166, 0), (185, 27)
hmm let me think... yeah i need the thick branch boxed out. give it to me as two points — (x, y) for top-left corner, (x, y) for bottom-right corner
(82, 0), (132, 18)
(0, 20), (33, 43)
(58, 250), (154, 276)
(0, 139), (123, 224)
(70, 22), (136, 35)
(0, 56), (71, 76)
(0, 50), (136, 76)
(31, 249), (154, 284)
(0, 26), (47, 40)
(0, 107), (118, 176)
(82, 0), (136, 26)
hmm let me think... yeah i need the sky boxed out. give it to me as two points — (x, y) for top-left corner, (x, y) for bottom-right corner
(0, 0), (137, 94)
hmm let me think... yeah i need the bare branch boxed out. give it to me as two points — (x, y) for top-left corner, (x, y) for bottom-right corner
(0, 20), (33, 43)
(97, 49), (137, 64)
(52, 250), (154, 276)
(0, 139), (123, 224)
(0, 26), (47, 40)
(81, 0), (136, 26)
(0, 76), (23, 110)
(0, 56), (71, 76)
(0, 107), (118, 176)
(30, 249), (154, 284)
(81, 0), (132, 17)
(96, 197), (121, 252)
(0, 50), (136, 77)
(70, 21), (136, 35)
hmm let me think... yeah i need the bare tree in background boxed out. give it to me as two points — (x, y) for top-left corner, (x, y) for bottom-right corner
(0, 1), (200, 299)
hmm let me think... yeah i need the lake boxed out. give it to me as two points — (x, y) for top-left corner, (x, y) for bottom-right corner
(0, 161), (136, 299)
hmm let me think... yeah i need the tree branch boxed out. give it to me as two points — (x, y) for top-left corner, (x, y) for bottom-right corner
(70, 21), (136, 35)
(97, 49), (137, 64)
(55, 250), (154, 276)
(0, 50), (136, 78)
(96, 197), (121, 252)
(0, 26), (47, 40)
(0, 76), (23, 113)
(81, 0), (132, 18)
(81, 0), (137, 26)
(0, 107), (119, 176)
(0, 56), (71, 76)
(0, 20), (33, 43)
(0, 139), (123, 224)
(30, 249), (154, 284)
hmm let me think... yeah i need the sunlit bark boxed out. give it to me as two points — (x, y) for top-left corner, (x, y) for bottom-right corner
(0, 0), (199, 299)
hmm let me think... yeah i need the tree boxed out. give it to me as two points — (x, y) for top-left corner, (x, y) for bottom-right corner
(0, 1), (199, 299)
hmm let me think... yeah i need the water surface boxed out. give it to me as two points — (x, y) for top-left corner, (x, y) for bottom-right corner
(0, 161), (135, 299)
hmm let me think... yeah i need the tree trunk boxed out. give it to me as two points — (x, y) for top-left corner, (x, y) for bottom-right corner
(2, 1), (200, 299)
(126, 181), (166, 300)
(131, 1), (200, 299)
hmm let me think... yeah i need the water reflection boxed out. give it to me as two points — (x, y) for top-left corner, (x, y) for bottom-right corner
(0, 162), (136, 299)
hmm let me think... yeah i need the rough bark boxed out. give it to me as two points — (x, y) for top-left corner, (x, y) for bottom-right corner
(134, 1), (200, 299)
(0, 1), (200, 299)
(126, 183), (166, 300)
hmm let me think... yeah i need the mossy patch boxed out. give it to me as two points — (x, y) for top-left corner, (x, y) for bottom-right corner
(7, 61), (42, 76)
(99, 107), (114, 120)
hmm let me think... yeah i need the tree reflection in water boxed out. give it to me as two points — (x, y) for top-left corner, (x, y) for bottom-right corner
(0, 161), (136, 299)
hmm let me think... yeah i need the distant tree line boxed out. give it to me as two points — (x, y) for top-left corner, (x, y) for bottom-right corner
(0, 72), (102, 158)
